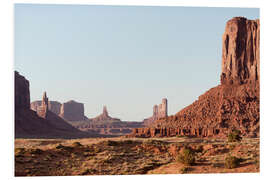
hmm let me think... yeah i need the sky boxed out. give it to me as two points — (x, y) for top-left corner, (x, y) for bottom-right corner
(14, 4), (259, 121)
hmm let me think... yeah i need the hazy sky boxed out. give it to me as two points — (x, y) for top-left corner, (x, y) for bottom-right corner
(14, 4), (259, 121)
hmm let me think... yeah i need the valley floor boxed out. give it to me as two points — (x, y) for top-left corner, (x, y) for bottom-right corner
(14, 136), (259, 176)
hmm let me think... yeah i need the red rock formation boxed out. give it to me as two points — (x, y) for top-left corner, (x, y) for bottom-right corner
(129, 17), (260, 138)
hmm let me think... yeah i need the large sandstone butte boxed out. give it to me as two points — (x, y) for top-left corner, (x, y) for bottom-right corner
(129, 17), (260, 138)
(15, 71), (100, 138)
(59, 100), (86, 121)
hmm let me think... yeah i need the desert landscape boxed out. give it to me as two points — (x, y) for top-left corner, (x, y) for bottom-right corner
(15, 13), (259, 176)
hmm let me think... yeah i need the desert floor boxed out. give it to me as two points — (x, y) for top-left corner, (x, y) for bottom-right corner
(15, 136), (259, 176)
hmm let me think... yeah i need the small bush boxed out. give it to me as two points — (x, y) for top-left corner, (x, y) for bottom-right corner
(29, 148), (43, 154)
(177, 147), (195, 165)
(225, 155), (241, 169)
(72, 141), (83, 147)
(105, 140), (119, 146)
(228, 129), (242, 142)
(179, 166), (189, 174)
(15, 148), (25, 157)
(56, 144), (65, 149)
(56, 144), (73, 151)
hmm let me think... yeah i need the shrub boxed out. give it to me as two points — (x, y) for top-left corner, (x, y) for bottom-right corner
(228, 129), (242, 142)
(29, 148), (43, 154)
(179, 166), (189, 174)
(105, 140), (119, 146)
(15, 148), (25, 157)
(72, 141), (83, 147)
(56, 144), (73, 151)
(177, 147), (195, 165)
(224, 155), (241, 169)
(56, 144), (65, 149)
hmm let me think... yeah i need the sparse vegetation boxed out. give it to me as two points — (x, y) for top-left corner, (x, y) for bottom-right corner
(15, 137), (259, 176)
(72, 141), (83, 147)
(224, 154), (241, 169)
(179, 166), (189, 173)
(104, 140), (119, 146)
(228, 129), (242, 142)
(177, 147), (196, 165)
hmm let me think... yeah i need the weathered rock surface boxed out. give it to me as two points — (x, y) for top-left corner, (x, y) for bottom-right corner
(129, 17), (260, 138)
(59, 100), (85, 121)
(15, 72), (100, 138)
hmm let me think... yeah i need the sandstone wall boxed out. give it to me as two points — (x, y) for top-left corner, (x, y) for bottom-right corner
(221, 17), (260, 85)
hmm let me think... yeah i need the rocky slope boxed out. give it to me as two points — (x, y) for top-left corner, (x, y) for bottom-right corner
(129, 17), (260, 138)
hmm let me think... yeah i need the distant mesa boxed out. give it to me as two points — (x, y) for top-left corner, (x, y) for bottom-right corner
(143, 98), (168, 126)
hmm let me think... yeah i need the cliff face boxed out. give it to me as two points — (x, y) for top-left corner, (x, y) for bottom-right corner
(129, 17), (260, 138)
(15, 71), (30, 109)
(221, 17), (260, 85)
